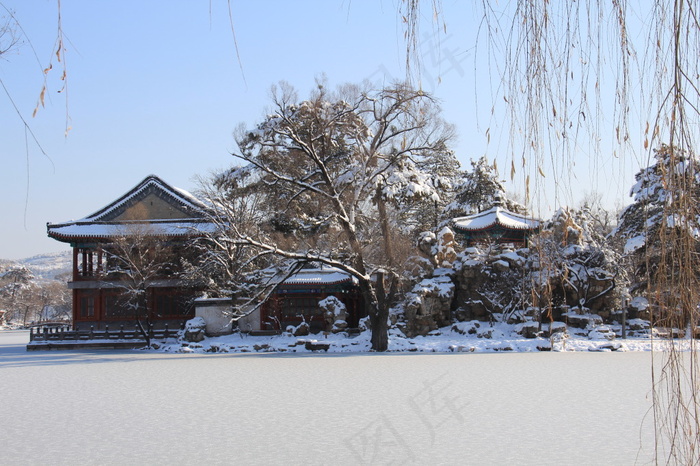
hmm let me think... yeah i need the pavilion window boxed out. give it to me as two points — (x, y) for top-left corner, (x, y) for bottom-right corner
(79, 295), (95, 318)
(104, 293), (133, 318)
(280, 296), (322, 319)
(154, 291), (194, 317)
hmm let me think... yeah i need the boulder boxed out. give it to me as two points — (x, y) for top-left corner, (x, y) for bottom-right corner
(403, 274), (455, 336)
(565, 312), (603, 329)
(588, 325), (616, 341)
(320, 296), (348, 333)
(304, 340), (330, 351)
(293, 322), (310, 337)
(182, 317), (207, 342)
(517, 321), (540, 339)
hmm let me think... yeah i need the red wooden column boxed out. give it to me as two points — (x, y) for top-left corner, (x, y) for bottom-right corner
(72, 289), (79, 329)
(72, 248), (79, 281)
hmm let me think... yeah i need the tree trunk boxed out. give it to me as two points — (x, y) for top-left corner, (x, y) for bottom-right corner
(370, 308), (389, 351)
(357, 276), (388, 351)
(375, 186), (394, 268)
(365, 273), (388, 351)
(134, 291), (151, 347)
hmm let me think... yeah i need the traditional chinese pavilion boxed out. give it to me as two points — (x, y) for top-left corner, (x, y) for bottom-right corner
(452, 206), (540, 247)
(260, 266), (366, 332)
(47, 175), (215, 330)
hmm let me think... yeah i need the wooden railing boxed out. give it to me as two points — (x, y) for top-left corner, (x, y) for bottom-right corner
(29, 322), (185, 342)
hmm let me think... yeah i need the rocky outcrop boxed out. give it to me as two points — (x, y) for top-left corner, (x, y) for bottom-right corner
(403, 271), (455, 337)
(320, 296), (348, 333)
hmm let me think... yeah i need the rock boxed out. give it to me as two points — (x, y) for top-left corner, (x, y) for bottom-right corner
(587, 314), (604, 327)
(491, 259), (510, 273)
(293, 322), (310, 337)
(550, 322), (567, 334)
(449, 345), (475, 352)
(417, 231), (438, 258)
(435, 227), (458, 266)
(403, 274), (455, 336)
(565, 312), (603, 329)
(451, 321), (480, 335)
(588, 325), (615, 341)
(589, 341), (624, 352)
(331, 319), (348, 333)
(182, 317), (207, 342)
(627, 318), (650, 331)
(304, 340), (330, 351)
(320, 296), (348, 333)
(627, 296), (651, 320)
(517, 321), (540, 339)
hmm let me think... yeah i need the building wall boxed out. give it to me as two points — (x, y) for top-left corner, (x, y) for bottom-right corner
(195, 298), (234, 336)
(113, 193), (192, 221)
(72, 286), (196, 330)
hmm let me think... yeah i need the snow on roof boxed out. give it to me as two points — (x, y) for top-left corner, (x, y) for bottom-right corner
(83, 175), (208, 222)
(281, 267), (356, 287)
(452, 207), (540, 232)
(47, 175), (216, 243)
(47, 219), (218, 242)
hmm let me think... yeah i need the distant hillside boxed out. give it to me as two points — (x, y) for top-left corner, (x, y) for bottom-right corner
(14, 251), (72, 281)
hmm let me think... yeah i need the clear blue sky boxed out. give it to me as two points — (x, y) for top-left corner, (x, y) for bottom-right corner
(1, 1), (639, 260)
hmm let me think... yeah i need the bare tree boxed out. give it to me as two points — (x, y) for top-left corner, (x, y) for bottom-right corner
(0, 11), (20, 58)
(219, 81), (456, 351)
(0, 264), (35, 324)
(103, 224), (183, 346)
(185, 173), (279, 310)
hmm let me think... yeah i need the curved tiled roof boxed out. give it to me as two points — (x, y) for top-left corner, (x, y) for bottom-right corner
(47, 175), (215, 243)
(47, 219), (218, 242)
(278, 267), (357, 289)
(82, 175), (208, 222)
(452, 206), (540, 232)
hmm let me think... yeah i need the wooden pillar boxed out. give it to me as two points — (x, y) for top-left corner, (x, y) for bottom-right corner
(81, 249), (88, 277)
(96, 247), (103, 275)
(72, 248), (79, 280)
(87, 249), (94, 276)
(72, 289), (79, 329)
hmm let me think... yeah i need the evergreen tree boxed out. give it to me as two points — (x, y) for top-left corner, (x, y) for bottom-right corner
(442, 156), (525, 221)
(614, 144), (700, 324)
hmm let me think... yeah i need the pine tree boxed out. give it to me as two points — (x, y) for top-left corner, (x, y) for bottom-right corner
(442, 156), (525, 221)
(615, 145), (700, 297)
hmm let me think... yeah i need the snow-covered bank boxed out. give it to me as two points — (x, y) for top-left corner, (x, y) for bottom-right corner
(154, 321), (693, 354)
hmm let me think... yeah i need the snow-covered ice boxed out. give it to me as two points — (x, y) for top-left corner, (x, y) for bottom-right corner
(1, 329), (665, 465)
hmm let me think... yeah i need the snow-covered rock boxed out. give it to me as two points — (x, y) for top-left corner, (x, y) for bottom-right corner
(403, 273), (455, 336)
(319, 296), (348, 333)
(182, 317), (207, 342)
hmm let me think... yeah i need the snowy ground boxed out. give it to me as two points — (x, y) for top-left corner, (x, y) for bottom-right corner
(154, 320), (685, 354)
(1, 328), (671, 465)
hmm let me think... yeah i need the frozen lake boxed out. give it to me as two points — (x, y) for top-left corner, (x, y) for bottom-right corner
(1, 330), (657, 465)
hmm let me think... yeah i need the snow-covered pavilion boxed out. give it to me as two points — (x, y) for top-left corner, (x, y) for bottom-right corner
(452, 206), (540, 247)
(47, 175), (215, 330)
